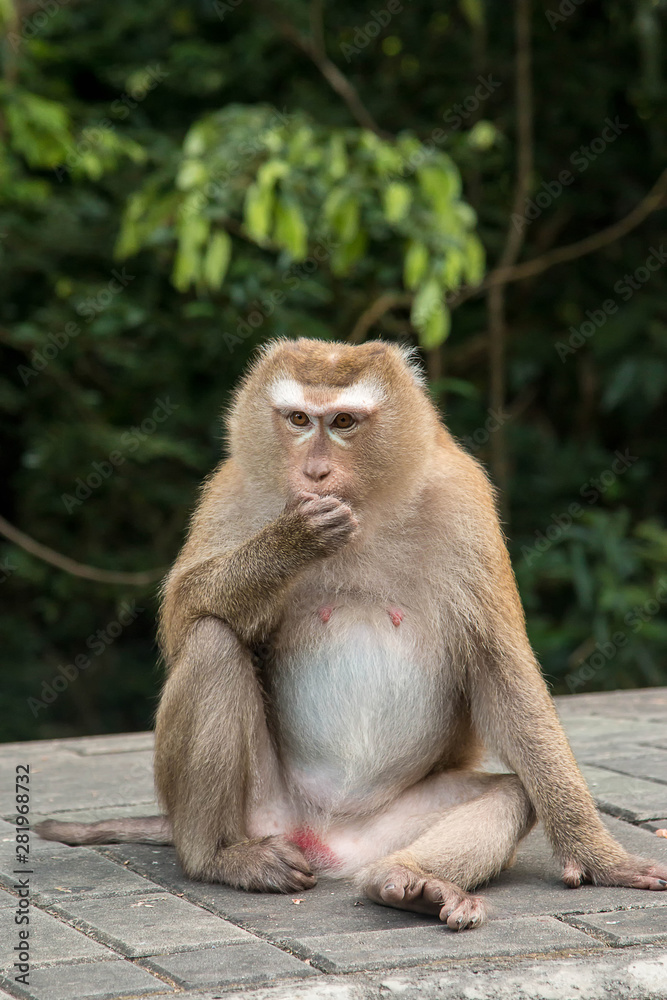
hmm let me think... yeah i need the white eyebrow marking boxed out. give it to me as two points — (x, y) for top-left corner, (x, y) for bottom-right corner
(269, 377), (385, 415)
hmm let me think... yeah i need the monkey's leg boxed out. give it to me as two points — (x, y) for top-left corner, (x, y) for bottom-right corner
(357, 774), (535, 930)
(155, 616), (314, 893)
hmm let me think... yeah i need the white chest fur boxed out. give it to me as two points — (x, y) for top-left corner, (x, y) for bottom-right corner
(268, 603), (447, 816)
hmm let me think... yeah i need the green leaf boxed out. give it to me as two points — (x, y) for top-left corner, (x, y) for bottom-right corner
(440, 250), (464, 291)
(459, 0), (485, 29)
(330, 230), (368, 276)
(328, 133), (348, 180)
(418, 163), (460, 211)
(177, 159), (208, 191)
(172, 243), (200, 293)
(257, 158), (289, 189)
(172, 215), (210, 292)
(202, 230), (232, 289)
(438, 377), (479, 399)
(0, 0), (16, 28)
(244, 182), (274, 244)
(411, 277), (442, 331)
(455, 202), (477, 229)
(323, 188), (360, 243)
(468, 120), (497, 151)
(416, 296), (451, 350)
(273, 196), (308, 260)
(403, 241), (429, 290)
(5, 92), (71, 169)
(463, 235), (485, 285)
(382, 182), (412, 223)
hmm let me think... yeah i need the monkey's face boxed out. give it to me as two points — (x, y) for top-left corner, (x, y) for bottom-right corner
(228, 339), (440, 511)
(269, 378), (386, 505)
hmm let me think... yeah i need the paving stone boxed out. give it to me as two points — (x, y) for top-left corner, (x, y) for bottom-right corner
(2, 687), (667, 1000)
(482, 816), (667, 919)
(580, 764), (667, 821)
(0, 750), (156, 818)
(1, 958), (169, 1000)
(143, 939), (319, 987)
(555, 687), (667, 721)
(0, 904), (113, 969)
(566, 908), (667, 946)
(579, 750), (667, 786)
(396, 947), (667, 1000)
(559, 716), (667, 750)
(31, 803), (163, 826)
(0, 733), (154, 762)
(208, 985), (361, 1000)
(101, 844), (451, 935)
(27, 950), (667, 1000)
(62, 732), (155, 756)
(0, 847), (157, 901)
(289, 915), (602, 973)
(51, 890), (253, 957)
(641, 818), (667, 833)
(101, 817), (667, 935)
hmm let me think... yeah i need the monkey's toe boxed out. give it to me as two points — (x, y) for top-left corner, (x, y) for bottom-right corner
(365, 865), (483, 929)
(606, 860), (667, 890)
(442, 893), (487, 930)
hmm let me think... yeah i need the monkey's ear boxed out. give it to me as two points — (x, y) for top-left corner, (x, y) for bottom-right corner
(394, 343), (428, 388)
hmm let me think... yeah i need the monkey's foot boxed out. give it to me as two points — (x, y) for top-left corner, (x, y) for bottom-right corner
(217, 836), (317, 893)
(563, 855), (667, 891)
(363, 865), (486, 930)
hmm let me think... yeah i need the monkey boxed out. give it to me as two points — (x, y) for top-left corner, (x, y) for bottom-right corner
(37, 337), (667, 931)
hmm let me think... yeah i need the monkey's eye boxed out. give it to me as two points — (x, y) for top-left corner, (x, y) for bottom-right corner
(332, 412), (355, 430)
(289, 411), (310, 427)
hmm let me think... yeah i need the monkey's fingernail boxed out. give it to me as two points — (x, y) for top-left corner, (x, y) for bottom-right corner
(658, 879), (667, 886)
(384, 883), (396, 890)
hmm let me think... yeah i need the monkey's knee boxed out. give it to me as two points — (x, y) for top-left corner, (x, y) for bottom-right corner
(495, 773), (536, 840)
(175, 615), (251, 667)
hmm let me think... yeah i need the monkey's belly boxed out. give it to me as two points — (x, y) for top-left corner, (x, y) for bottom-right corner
(268, 605), (448, 814)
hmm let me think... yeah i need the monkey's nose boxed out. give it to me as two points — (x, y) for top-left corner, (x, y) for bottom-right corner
(303, 462), (331, 482)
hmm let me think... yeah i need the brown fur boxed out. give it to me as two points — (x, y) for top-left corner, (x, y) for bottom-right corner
(36, 338), (667, 921)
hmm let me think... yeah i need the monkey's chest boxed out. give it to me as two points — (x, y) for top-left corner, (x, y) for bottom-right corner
(267, 604), (448, 813)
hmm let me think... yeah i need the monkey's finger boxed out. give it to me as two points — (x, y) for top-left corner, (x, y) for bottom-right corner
(312, 503), (357, 525)
(311, 513), (357, 533)
(284, 491), (320, 513)
(301, 495), (345, 515)
(289, 869), (317, 890)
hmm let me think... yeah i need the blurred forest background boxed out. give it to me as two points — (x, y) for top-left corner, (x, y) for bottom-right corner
(1, 0), (667, 742)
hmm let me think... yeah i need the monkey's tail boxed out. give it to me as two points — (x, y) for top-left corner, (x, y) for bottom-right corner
(34, 816), (173, 846)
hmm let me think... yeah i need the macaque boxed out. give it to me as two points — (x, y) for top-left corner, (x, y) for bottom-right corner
(37, 338), (667, 930)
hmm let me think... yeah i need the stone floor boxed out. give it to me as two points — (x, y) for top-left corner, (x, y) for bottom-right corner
(0, 687), (666, 1000)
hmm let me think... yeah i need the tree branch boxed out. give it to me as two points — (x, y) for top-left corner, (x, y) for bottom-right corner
(0, 515), (165, 586)
(262, 1), (389, 138)
(486, 0), (533, 512)
(347, 292), (412, 343)
(451, 166), (667, 309)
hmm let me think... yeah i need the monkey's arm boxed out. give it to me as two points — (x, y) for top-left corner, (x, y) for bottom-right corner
(161, 493), (356, 656)
(468, 559), (666, 888)
(470, 651), (632, 880)
(437, 448), (665, 888)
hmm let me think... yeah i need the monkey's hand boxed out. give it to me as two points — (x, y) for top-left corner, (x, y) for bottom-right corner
(562, 852), (667, 891)
(163, 494), (359, 653)
(285, 492), (359, 556)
